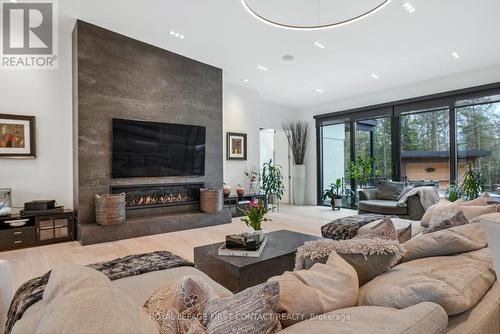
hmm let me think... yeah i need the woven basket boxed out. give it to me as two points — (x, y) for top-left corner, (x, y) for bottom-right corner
(95, 193), (126, 225)
(200, 188), (223, 213)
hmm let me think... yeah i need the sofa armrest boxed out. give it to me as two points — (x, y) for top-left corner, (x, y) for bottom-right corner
(406, 194), (425, 221)
(0, 260), (12, 331)
(359, 189), (378, 201)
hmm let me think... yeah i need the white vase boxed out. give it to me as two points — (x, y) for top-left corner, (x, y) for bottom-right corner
(292, 165), (306, 206)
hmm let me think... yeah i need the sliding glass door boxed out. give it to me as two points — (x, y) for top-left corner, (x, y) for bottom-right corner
(400, 108), (450, 190)
(456, 95), (500, 193)
(320, 123), (350, 206)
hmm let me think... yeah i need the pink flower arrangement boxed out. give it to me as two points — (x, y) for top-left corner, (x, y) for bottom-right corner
(240, 200), (271, 231)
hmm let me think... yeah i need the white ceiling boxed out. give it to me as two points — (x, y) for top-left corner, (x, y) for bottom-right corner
(63, 0), (500, 108)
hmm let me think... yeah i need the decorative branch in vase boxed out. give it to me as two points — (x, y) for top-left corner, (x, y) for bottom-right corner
(283, 121), (310, 205)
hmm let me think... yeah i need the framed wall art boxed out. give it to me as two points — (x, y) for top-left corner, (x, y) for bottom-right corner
(226, 132), (247, 160)
(0, 114), (36, 158)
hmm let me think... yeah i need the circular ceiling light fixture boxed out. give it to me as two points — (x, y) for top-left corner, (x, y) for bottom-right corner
(241, 0), (391, 30)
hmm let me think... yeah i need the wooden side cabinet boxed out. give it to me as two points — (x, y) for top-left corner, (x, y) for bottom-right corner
(0, 211), (74, 252)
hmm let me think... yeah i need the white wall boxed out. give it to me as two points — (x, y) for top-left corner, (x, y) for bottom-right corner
(300, 64), (500, 205)
(0, 14), (74, 209)
(223, 83), (297, 193)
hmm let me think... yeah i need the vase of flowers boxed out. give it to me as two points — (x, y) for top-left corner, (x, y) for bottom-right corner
(239, 200), (271, 242)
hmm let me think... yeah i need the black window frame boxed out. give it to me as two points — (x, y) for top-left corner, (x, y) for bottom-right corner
(314, 82), (500, 205)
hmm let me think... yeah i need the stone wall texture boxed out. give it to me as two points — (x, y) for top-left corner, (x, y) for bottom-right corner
(73, 20), (223, 226)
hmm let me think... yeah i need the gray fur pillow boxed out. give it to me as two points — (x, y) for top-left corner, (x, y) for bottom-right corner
(295, 239), (405, 286)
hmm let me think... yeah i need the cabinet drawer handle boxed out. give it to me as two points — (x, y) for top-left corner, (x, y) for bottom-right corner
(13, 241), (23, 244)
(53, 225), (66, 229)
(13, 231), (22, 235)
(5, 219), (29, 224)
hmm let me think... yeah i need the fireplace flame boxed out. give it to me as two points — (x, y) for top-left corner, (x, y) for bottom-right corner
(126, 193), (193, 207)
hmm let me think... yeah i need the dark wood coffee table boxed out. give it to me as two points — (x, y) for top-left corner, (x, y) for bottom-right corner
(194, 230), (321, 292)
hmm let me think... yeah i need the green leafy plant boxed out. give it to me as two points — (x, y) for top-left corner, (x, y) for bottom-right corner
(239, 200), (271, 231)
(347, 156), (374, 187)
(446, 182), (462, 202)
(261, 159), (285, 201)
(323, 178), (355, 209)
(459, 164), (483, 201)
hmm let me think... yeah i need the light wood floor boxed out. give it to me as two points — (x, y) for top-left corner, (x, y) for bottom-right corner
(0, 205), (356, 290)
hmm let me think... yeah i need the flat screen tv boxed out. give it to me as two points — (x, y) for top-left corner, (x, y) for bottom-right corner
(112, 118), (206, 178)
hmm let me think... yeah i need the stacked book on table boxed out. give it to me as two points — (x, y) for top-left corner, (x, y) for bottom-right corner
(218, 233), (267, 257)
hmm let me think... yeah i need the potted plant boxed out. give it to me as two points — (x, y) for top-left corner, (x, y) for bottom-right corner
(446, 182), (461, 202)
(261, 159), (284, 205)
(283, 121), (309, 205)
(239, 200), (271, 242)
(458, 164), (483, 201)
(323, 179), (344, 210)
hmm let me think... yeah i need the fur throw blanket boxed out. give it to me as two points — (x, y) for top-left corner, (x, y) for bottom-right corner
(295, 239), (405, 271)
(321, 214), (396, 240)
(5, 251), (193, 334)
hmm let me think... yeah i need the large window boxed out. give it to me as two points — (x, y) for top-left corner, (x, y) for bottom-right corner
(400, 108), (450, 190)
(315, 83), (500, 206)
(456, 95), (500, 193)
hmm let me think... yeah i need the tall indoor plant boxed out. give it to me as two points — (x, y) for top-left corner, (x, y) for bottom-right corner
(283, 121), (309, 205)
(458, 164), (483, 201)
(261, 159), (284, 205)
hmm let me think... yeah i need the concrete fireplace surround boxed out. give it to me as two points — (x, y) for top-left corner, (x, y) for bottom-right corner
(72, 20), (230, 245)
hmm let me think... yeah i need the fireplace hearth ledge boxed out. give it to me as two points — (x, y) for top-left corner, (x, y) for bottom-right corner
(78, 209), (232, 245)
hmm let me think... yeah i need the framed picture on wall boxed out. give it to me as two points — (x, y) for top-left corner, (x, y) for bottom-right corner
(0, 114), (36, 158)
(226, 132), (247, 160)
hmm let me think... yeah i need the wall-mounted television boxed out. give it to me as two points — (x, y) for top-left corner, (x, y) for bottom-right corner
(112, 118), (206, 178)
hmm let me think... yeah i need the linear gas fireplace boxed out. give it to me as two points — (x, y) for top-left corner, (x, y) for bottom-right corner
(110, 183), (204, 210)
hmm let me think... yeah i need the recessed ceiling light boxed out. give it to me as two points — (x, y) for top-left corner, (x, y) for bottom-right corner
(315, 88), (324, 93)
(169, 30), (185, 39)
(371, 73), (380, 79)
(313, 41), (326, 49)
(257, 65), (268, 72)
(451, 52), (461, 59)
(403, 2), (416, 13)
(282, 54), (295, 61)
(244, 79), (249, 82)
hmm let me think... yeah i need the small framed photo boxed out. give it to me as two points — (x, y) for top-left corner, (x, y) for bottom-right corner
(226, 132), (247, 160)
(0, 114), (36, 158)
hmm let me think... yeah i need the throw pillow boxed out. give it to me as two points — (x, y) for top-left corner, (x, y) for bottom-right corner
(376, 180), (405, 201)
(295, 238), (405, 286)
(202, 281), (281, 333)
(420, 198), (454, 228)
(396, 185), (414, 201)
(429, 204), (498, 228)
(269, 251), (358, 328)
(401, 223), (486, 263)
(461, 193), (496, 206)
(42, 264), (111, 305)
(397, 224), (412, 243)
(353, 217), (398, 240)
(37, 287), (157, 334)
(144, 275), (219, 317)
(358, 248), (495, 316)
(423, 211), (469, 234)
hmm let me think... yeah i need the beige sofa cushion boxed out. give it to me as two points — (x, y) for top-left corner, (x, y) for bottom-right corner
(358, 248), (496, 316)
(279, 302), (448, 334)
(35, 264), (157, 334)
(13, 266), (230, 334)
(358, 218), (423, 240)
(429, 204), (498, 228)
(446, 282), (500, 334)
(401, 223), (487, 263)
(461, 193), (497, 206)
(270, 251), (358, 328)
